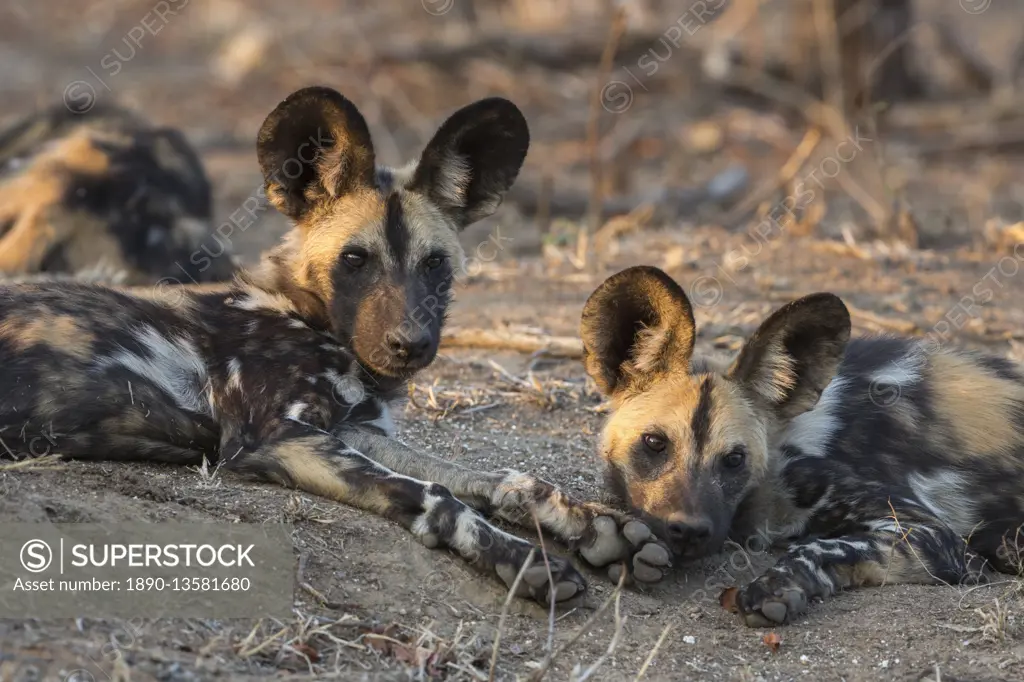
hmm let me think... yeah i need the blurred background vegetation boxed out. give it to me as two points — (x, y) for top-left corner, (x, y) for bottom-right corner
(2, 0), (1024, 266)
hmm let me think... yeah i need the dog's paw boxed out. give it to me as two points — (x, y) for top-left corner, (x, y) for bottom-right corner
(495, 551), (587, 604)
(736, 573), (810, 627)
(578, 514), (672, 584)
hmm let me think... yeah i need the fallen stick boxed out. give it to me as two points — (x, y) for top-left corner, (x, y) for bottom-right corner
(847, 304), (918, 335)
(441, 328), (584, 359)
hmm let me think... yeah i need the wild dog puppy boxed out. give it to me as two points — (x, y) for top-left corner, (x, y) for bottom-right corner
(580, 265), (1024, 625)
(0, 87), (670, 603)
(0, 102), (234, 284)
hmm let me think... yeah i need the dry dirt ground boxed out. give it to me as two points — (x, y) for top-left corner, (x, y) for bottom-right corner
(3, 227), (1024, 682)
(3, 0), (1024, 680)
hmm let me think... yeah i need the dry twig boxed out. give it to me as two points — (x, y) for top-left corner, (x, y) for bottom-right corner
(442, 328), (583, 359)
(579, 3), (628, 268)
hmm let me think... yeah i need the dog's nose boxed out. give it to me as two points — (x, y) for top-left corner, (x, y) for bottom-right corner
(385, 329), (432, 363)
(666, 518), (712, 547)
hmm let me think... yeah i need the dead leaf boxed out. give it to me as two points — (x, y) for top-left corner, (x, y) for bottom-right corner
(292, 643), (321, 662)
(391, 642), (419, 665)
(719, 587), (740, 613)
(364, 634), (391, 654)
(762, 632), (782, 653)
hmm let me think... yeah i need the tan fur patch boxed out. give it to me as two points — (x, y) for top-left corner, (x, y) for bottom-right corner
(928, 352), (1024, 462)
(297, 188), (386, 295)
(834, 541), (936, 588)
(125, 282), (216, 313)
(273, 439), (354, 501)
(748, 338), (798, 404)
(0, 313), (95, 361)
(270, 439), (397, 515)
(834, 559), (889, 588)
(0, 129), (113, 274)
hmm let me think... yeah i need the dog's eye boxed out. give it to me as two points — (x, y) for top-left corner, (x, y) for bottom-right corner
(425, 255), (445, 270)
(722, 447), (746, 469)
(642, 433), (667, 453)
(342, 251), (366, 268)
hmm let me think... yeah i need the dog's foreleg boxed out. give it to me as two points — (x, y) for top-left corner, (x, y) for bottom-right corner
(736, 517), (988, 627)
(338, 426), (671, 582)
(221, 424), (586, 603)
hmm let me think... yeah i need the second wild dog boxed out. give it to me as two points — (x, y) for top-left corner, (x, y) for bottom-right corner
(580, 265), (1024, 625)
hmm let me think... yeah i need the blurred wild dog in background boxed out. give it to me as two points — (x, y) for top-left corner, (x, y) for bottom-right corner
(581, 265), (1024, 626)
(0, 102), (236, 284)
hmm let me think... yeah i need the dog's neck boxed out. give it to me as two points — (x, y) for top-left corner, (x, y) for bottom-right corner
(239, 232), (332, 332)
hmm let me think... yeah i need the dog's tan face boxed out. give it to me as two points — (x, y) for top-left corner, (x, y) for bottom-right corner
(256, 87), (529, 378)
(580, 267), (851, 558)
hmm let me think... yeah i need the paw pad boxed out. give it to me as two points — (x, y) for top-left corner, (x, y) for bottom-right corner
(578, 515), (671, 585)
(496, 554), (586, 605)
(738, 579), (810, 627)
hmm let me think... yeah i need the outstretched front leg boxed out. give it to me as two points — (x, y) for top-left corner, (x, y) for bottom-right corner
(0, 201), (67, 275)
(734, 513), (989, 627)
(221, 424), (585, 604)
(339, 427), (672, 584)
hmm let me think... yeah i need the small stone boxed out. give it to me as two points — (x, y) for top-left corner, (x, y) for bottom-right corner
(799, 655), (810, 664)
(683, 636), (696, 645)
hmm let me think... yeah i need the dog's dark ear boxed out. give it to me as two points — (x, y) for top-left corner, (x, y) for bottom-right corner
(257, 86), (376, 221)
(409, 97), (528, 230)
(728, 293), (850, 419)
(580, 266), (696, 398)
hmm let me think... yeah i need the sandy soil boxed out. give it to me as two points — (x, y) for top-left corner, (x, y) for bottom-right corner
(3, 226), (1024, 681)
(2, 0), (1024, 680)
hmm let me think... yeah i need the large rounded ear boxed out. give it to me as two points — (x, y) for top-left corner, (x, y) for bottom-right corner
(257, 86), (376, 221)
(580, 266), (696, 398)
(728, 293), (851, 419)
(408, 97), (529, 230)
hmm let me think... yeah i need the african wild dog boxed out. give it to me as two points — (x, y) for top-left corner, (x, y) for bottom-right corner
(0, 102), (234, 284)
(580, 265), (1024, 625)
(0, 87), (670, 603)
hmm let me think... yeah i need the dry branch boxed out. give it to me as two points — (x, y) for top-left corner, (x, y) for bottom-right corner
(718, 126), (822, 228)
(441, 328), (583, 359)
(510, 182), (711, 222)
(579, 5), (629, 268)
(368, 30), (697, 72)
(0, 455), (64, 472)
(847, 304), (917, 335)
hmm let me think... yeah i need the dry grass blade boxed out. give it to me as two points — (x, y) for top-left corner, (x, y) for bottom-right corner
(0, 454), (64, 472)
(527, 566), (627, 681)
(634, 623), (672, 680)
(489, 547), (537, 682)
(719, 126), (822, 227)
(571, 587), (625, 682)
(532, 511), (558, 656)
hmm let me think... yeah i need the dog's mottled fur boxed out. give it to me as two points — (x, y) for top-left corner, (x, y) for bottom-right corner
(581, 265), (1024, 625)
(0, 103), (234, 284)
(0, 88), (670, 603)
